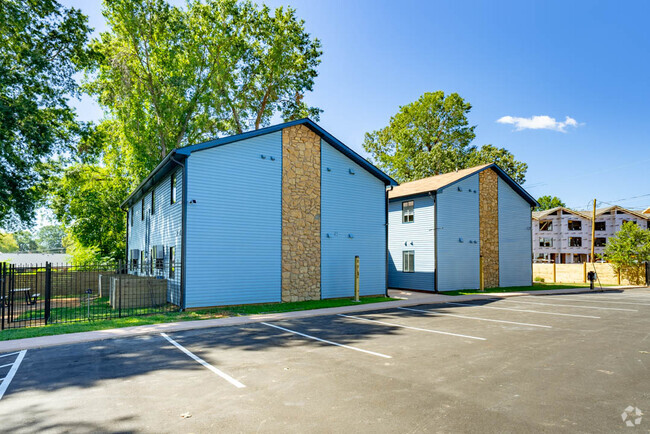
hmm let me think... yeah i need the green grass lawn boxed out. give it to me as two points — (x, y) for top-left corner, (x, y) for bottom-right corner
(441, 282), (612, 296)
(0, 296), (395, 342)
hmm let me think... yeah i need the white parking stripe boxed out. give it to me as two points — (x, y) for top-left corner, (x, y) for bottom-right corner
(0, 364), (13, 369)
(338, 314), (487, 340)
(446, 302), (601, 318)
(526, 296), (650, 307)
(262, 322), (392, 359)
(160, 333), (245, 389)
(0, 352), (20, 359)
(397, 307), (552, 328)
(0, 350), (26, 401)
(500, 299), (637, 312)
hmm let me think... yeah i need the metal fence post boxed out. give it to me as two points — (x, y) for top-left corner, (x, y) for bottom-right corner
(44, 262), (52, 325)
(1, 262), (5, 331)
(118, 273), (123, 318)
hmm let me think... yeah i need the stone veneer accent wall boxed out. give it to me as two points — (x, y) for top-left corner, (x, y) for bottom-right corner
(281, 125), (321, 302)
(479, 169), (500, 288)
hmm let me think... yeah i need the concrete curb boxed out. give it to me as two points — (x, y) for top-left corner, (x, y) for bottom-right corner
(0, 286), (641, 353)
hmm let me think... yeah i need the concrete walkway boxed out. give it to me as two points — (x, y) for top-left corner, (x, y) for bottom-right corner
(0, 286), (640, 353)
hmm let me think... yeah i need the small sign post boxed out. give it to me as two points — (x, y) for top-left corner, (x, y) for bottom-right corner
(354, 256), (360, 303)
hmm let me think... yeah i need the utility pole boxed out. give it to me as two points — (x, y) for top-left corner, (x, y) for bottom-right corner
(590, 199), (596, 263)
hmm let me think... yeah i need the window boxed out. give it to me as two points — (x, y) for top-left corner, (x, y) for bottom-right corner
(141, 198), (145, 220)
(402, 250), (414, 272)
(567, 220), (582, 231)
(569, 237), (582, 247)
(539, 220), (553, 231)
(150, 248), (154, 274)
(402, 201), (414, 223)
(539, 237), (553, 247)
(171, 173), (177, 204)
(169, 246), (175, 278)
(151, 190), (155, 214)
(140, 250), (144, 272)
(130, 208), (133, 227)
(595, 221), (606, 231)
(647, 221), (650, 230)
(594, 237), (607, 247)
(622, 220), (636, 225)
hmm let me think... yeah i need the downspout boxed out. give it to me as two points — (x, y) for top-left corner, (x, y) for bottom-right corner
(385, 185), (393, 297)
(431, 191), (439, 293)
(170, 153), (187, 311)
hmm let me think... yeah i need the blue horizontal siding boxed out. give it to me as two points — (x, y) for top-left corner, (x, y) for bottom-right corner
(436, 174), (480, 291)
(321, 140), (386, 298)
(127, 167), (183, 305)
(388, 196), (435, 291)
(498, 177), (533, 287)
(184, 132), (282, 308)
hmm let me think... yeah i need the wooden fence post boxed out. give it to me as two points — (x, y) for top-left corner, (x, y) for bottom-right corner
(553, 262), (557, 283)
(583, 262), (587, 283)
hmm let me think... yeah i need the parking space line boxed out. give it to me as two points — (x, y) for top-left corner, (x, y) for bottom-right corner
(0, 363), (13, 369)
(262, 322), (392, 359)
(338, 314), (487, 340)
(160, 333), (246, 389)
(499, 299), (637, 312)
(0, 350), (27, 401)
(397, 307), (552, 328)
(446, 302), (601, 318)
(0, 352), (19, 359)
(525, 296), (650, 307)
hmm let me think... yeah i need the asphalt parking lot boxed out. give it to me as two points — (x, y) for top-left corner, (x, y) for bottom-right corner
(1, 289), (649, 433)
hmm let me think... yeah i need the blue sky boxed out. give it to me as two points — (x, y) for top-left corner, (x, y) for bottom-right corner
(61, 0), (650, 212)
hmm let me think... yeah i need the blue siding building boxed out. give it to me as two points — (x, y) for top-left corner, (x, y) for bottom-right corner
(121, 119), (396, 309)
(387, 164), (537, 292)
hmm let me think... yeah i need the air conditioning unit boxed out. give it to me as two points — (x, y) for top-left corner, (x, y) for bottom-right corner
(154, 245), (165, 258)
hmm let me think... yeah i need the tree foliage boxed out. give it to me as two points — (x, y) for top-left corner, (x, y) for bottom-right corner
(0, 0), (92, 226)
(36, 225), (66, 251)
(602, 222), (650, 284)
(467, 144), (528, 184)
(87, 0), (322, 179)
(12, 230), (38, 252)
(50, 165), (129, 260)
(535, 195), (566, 211)
(362, 91), (528, 184)
(0, 232), (19, 253)
(49, 0), (322, 261)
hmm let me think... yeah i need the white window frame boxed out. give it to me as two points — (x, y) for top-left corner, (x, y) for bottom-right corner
(402, 250), (415, 273)
(402, 201), (414, 223)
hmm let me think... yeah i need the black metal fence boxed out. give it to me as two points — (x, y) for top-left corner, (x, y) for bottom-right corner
(1, 261), (182, 330)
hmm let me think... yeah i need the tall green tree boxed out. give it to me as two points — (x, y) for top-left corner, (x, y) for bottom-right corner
(36, 225), (66, 251)
(13, 230), (38, 252)
(87, 0), (322, 179)
(0, 0), (92, 226)
(50, 164), (129, 260)
(535, 195), (566, 211)
(363, 91), (527, 183)
(51, 0), (322, 261)
(602, 221), (650, 284)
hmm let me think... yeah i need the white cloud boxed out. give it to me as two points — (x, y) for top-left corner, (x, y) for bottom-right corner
(496, 115), (580, 132)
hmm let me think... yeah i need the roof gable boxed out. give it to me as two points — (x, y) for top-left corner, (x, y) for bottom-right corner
(388, 164), (538, 207)
(121, 119), (396, 208)
(177, 118), (397, 186)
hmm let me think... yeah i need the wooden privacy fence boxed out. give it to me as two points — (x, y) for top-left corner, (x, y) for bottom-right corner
(533, 262), (647, 285)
